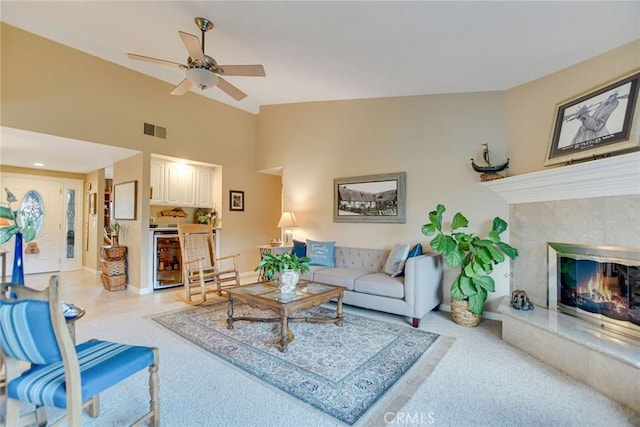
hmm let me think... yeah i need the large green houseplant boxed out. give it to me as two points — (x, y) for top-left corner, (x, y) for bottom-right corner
(422, 204), (518, 318)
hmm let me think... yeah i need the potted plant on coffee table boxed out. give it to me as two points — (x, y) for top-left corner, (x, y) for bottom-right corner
(255, 251), (311, 293)
(422, 204), (518, 327)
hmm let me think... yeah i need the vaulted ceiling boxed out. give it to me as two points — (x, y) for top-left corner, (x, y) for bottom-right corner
(1, 1), (639, 173)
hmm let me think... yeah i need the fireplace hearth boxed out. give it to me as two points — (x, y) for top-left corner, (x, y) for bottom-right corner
(548, 242), (640, 341)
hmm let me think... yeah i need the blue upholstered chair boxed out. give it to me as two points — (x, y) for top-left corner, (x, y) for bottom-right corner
(0, 276), (159, 426)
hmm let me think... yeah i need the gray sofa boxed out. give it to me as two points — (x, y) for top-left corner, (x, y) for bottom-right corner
(301, 246), (443, 327)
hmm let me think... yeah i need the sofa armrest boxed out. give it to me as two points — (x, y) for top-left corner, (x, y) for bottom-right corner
(403, 253), (444, 318)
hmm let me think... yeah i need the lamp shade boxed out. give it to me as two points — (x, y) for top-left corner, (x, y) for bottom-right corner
(186, 68), (220, 90)
(277, 212), (297, 228)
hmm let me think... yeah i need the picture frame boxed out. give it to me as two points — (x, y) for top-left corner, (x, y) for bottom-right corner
(334, 172), (406, 223)
(89, 192), (97, 215)
(229, 190), (245, 211)
(113, 180), (137, 220)
(545, 71), (640, 166)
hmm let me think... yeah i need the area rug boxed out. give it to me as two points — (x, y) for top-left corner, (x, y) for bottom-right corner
(151, 301), (444, 425)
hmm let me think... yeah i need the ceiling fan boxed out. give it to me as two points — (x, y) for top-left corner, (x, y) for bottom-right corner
(128, 17), (265, 101)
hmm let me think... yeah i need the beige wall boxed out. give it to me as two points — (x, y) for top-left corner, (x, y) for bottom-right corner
(84, 169), (105, 271)
(1, 23), (282, 283)
(257, 92), (512, 311)
(503, 40), (640, 308)
(506, 40), (640, 175)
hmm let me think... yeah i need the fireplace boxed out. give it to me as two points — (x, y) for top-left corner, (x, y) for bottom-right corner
(548, 242), (640, 341)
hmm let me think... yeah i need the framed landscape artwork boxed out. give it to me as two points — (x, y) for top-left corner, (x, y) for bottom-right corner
(230, 190), (244, 211)
(334, 172), (406, 223)
(545, 71), (640, 166)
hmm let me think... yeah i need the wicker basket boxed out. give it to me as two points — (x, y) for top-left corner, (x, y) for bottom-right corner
(101, 246), (127, 260)
(100, 259), (126, 276)
(450, 298), (481, 327)
(101, 274), (127, 291)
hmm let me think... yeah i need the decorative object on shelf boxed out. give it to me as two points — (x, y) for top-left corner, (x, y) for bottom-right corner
(277, 211), (297, 245)
(470, 143), (509, 181)
(113, 180), (138, 220)
(230, 190), (244, 211)
(511, 289), (534, 311)
(334, 172), (406, 223)
(0, 188), (41, 285)
(254, 251), (310, 292)
(269, 238), (282, 247)
(106, 220), (122, 247)
(545, 71), (640, 167)
(194, 207), (219, 227)
(422, 204), (519, 325)
(158, 207), (187, 217)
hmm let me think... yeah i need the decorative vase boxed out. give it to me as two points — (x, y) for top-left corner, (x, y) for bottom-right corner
(450, 298), (481, 327)
(111, 234), (119, 247)
(278, 270), (300, 293)
(11, 231), (25, 285)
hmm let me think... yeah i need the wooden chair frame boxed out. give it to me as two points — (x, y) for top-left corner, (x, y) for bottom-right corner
(0, 277), (159, 427)
(177, 224), (240, 305)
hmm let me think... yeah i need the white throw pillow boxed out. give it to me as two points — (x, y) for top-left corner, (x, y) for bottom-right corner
(384, 243), (411, 277)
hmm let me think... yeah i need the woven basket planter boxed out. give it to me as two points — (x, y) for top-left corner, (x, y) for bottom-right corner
(101, 246), (127, 260)
(101, 274), (127, 292)
(450, 298), (481, 327)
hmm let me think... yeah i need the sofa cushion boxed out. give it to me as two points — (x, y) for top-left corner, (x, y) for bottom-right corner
(354, 273), (404, 299)
(313, 268), (370, 291)
(292, 240), (306, 258)
(306, 240), (336, 267)
(408, 243), (423, 258)
(383, 243), (410, 277)
(334, 247), (389, 272)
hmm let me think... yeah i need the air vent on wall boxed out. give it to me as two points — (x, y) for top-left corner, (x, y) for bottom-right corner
(143, 122), (167, 139)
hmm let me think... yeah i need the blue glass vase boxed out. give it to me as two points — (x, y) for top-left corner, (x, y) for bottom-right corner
(11, 231), (25, 285)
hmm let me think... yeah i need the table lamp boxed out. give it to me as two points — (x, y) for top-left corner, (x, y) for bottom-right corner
(277, 211), (297, 245)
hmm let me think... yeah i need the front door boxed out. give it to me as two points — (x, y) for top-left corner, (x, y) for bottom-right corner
(0, 175), (79, 275)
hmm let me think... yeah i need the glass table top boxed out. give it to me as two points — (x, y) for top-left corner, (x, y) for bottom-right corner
(229, 280), (340, 303)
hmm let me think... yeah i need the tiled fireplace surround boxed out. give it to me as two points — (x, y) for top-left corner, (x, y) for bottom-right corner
(485, 152), (640, 413)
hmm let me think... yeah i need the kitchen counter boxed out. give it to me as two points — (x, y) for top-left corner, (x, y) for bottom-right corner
(150, 227), (178, 232)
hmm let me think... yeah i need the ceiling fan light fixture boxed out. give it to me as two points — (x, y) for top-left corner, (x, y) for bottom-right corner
(186, 68), (219, 90)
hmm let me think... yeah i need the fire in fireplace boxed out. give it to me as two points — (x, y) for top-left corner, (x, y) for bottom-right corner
(548, 243), (640, 340)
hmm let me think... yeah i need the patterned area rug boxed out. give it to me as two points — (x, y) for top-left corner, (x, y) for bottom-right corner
(151, 301), (442, 425)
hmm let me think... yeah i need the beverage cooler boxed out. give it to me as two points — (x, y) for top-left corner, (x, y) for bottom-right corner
(153, 230), (183, 289)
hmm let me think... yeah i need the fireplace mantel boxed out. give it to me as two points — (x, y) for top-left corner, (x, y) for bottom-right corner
(482, 151), (640, 204)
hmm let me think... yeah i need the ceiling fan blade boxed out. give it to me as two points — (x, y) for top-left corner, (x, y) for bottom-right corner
(217, 77), (247, 101)
(179, 31), (205, 62)
(127, 53), (184, 69)
(216, 65), (266, 77)
(170, 78), (193, 96)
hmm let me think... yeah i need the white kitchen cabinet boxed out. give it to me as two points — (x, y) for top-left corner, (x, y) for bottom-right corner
(165, 163), (196, 207)
(150, 156), (214, 207)
(150, 158), (166, 204)
(196, 166), (214, 208)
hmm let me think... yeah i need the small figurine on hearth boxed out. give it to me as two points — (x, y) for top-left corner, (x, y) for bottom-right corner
(511, 289), (534, 311)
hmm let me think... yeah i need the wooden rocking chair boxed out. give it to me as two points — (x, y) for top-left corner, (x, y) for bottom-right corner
(177, 224), (240, 305)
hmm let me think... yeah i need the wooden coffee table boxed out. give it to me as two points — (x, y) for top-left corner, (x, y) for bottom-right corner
(226, 280), (344, 352)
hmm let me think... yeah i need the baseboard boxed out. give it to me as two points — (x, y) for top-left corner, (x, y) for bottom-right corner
(83, 266), (99, 275)
(437, 304), (502, 321)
